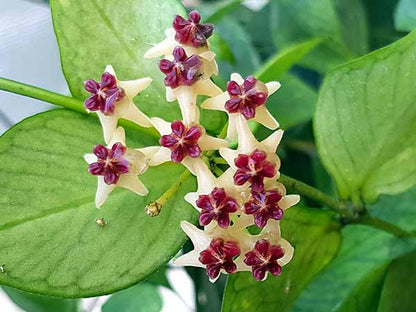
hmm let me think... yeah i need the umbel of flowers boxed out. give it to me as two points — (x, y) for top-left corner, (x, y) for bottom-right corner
(83, 10), (299, 282)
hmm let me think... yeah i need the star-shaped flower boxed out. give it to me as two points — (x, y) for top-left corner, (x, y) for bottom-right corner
(84, 127), (149, 208)
(84, 65), (152, 144)
(149, 118), (227, 173)
(201, 73), (280, 140)
(243, 189), (283, 227)
(173, 10), (214, 47)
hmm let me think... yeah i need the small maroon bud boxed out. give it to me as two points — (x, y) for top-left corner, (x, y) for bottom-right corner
(159, 46), (202, 89)
(234, 149), (276, 192)
(199, 238), (240, 280)
(243, 189), (283, 227)
(197, 187), (239, 228)
(244, 239), (284, 281)
(159, 120), (202, 162)
(225, 76), (268, 119)
(88, 143), (129, 185)
(84, 72), (125, 115)
(173, 10), (214, 47)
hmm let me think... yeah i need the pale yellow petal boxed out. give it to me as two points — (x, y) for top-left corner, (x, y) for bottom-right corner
(84, 153), (97, 164)
(123, 103), (152, 127)
(198, 135), (228, 151)
(150, 117), (172, 135)
(95, 177), (116, 208)
(279, 195), (300, 210)
(230, 73), (244, 84)
(118, 174), (148, 196)
(266, 81), (281, 96)
(254, 106), (279, 130)
(98, 113), (118, 145)
(200, 92), (228, 111)
(119, 77), (152, 98)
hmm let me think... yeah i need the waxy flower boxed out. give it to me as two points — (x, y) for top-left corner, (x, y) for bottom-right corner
(243, 189), (283, 227)
(244, 239), (285, 281)
(173, 10), (214, 47)
(84, 127), (149, 208)
(201, 73), (280, 140)
(149, 118), (227, 172)
(84, 65), (152, 144)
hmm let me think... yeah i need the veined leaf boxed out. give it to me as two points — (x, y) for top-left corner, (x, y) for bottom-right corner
(221, 207), (341, 312)
(315, 30), (416, 203)
(0, 109), (197, 297)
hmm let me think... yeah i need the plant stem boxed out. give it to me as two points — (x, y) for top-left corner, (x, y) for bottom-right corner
(0, 77), (159, 138)
(352, 213), (414, 237)
(279, 174), (354, 218)
(0, 77), (85, 113)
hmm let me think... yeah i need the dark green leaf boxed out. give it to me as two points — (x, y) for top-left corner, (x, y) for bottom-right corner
(377, 250), (416, 312)
(0, 109), (197, 297)
(221, 207), (341, 312)
(102, 283), (162, 312)
(315, 30), (416, 203)
(51, 0), (185, 121)
(3, 287), (79, 312)
(395, 0), (416, 32)
(292, 225), (416, 311)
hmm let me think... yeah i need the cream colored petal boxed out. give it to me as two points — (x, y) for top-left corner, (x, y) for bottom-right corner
(84, 153), (97, 164)
(181, 221), (211, 250)
(199, 135), (228, 151)
(193, 79), (223, 97)
(119, 77), (152, 98)
(279, 195), (300, 210)
(254, 106), (279, 130)
(166, 87), (176, 102)
(230, 73), (244, 84)
(199, 51), (216, 62)
(200, 91), (228, 111)
(150, 117), (172, 135)
(199, 52), (218, 77)
(184, 192), (200, 210)
(264, 180), (287, 196)
(174, 250), (204, 268)
(226, 114), (239, 141)
(98, 113), (118, 145)
(236, 115), (258, 153)
(144, 34), (177, 59)
(278, 238), (294, 266)
(137, 146), (161, 162)
(123, 103), (152, 127)
(108, 127), (126, 146)
(175, 88), (199, 125)
(148, 147), (171, 166)
(95, 177), (116, 208)
(265, 81), (281, 96)
(192, 158), (215, 192)
(118, 174), (148, 196)
(219, 148), (239, 170)
(181, 157), (199, 176)
(261, 219), (281, 238)
(105, 65), (116, 77)
(259, 129), (284, 153)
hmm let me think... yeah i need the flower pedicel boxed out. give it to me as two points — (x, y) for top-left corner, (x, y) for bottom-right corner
(82, 10), (299, 281)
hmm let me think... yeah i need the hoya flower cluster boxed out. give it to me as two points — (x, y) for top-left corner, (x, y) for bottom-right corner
(83, 11), (299, 282)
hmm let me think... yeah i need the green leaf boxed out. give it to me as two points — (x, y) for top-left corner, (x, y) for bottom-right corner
(291, 225), (416, 311)
(0, 109), (197, 297)
(315, 30), (416, 204)
(395, 0), (416, 32)
(270, 0), (368, 72)
(221, 207), (341, 312)
(204, 0), (242, 24)
(50, 0), (185, 121)
(102, 283), (162, 312)
(2, 287), (79, 312)
(367, 187), (416, 233)
(377, 250), (416, 312)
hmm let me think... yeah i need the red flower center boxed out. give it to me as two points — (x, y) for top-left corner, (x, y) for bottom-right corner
(199, 238), (240, 280)
(88, 143), (129, 185)
(244, 239), (284, 281)
(173, 10), (214, 47)
(233, 149), (276, 192)
(159, 120), (202, 163)
(225, 76), (268, 119)
(84, 72), (125, 115)
(243, 189), (283, 227)
(159, 46), (202, 89)
(196, 187), (239, 228)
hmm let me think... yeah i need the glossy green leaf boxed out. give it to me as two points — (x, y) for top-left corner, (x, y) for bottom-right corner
(221, 207), (341, 312)
(0, 109), (197, 297)
(377, 250), (416, 312)
(3, 287), (79, 312)
(367, 187), (416, 233)
(395, 0), (416, 32)
(102, 283), (162, 312)
(292, 225), (416, 311)
(51, 0), (185, 121)
(315, 30), (416, 203)
(270, 0), (368, 72)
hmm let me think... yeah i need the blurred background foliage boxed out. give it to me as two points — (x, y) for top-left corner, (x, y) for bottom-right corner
(2, 0), (416, 311)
